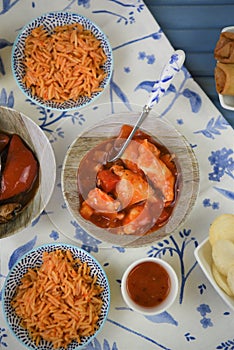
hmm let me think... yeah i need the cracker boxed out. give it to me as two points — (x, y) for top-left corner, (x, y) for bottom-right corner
(212, 239), (234, 276)
(227, 265), (234, 295)
(212, 263), (233, 296)
(209, 214), (234, 246)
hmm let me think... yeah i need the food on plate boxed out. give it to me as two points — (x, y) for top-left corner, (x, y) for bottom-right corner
(212, 263), (233, 297)
(214, 62), (234, 95)
(227, 265), (234, 295)
(209, 214), (234, 296)
(214, 31), (234, 63)
(22, 23), (107, 103)
(78, 125), (179, 235)
(212, 239), (234, 276)
(0, 132), (39, 223)
(11, 249), (104, 349)
(209, 213), (234, 246)
(214, 31), (234, 95)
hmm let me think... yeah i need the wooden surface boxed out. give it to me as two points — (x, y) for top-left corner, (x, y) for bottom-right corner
(144, 0), (234, 128)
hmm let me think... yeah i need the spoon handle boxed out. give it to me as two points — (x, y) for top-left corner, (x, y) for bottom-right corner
(108, 50), (185, 162)
(147, 49), (185, 109)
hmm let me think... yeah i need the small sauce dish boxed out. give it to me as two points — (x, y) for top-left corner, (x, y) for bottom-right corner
(121, 257), (178, 315)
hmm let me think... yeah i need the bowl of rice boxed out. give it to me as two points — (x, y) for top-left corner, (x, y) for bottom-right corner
(11, 11), (113, 111)
(2, 243), (110, 350)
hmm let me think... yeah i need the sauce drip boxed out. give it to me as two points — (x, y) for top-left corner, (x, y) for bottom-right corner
(126, 261), (170, 308)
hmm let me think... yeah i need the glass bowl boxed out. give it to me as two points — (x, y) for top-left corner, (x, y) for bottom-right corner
(62, 111), (200, 247)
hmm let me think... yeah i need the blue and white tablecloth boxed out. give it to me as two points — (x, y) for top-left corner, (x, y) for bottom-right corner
(0, 1), (234, 349)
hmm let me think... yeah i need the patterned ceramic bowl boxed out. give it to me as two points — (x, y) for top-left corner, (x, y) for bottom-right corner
(11, 11), (113, 111)
(0, 106), (56, 239)
(62, 112), (200, 248)
(2, 243), (110, 350)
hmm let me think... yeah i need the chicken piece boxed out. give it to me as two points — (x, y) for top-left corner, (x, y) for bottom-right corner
(119, 141), (143, 175)
(111, 164), (153, 208)
(80, 188), (124, 226)
(122, 203), (150, 235)
(122, 198), (164, 235)
(138, 140), (175, 204)
(121, 140), (139, 164)
(122, 139), (175, 204)
(85, 188), (120, 213)
(80, 201), (94, 220)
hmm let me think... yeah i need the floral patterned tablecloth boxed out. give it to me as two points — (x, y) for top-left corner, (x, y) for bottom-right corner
(0, 1), (234, 350)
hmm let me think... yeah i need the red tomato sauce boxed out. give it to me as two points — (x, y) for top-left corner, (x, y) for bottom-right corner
(0, 131), (39, 223)
(126, 261), (171, 308)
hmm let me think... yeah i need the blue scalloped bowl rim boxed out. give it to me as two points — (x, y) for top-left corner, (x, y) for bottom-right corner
(11, 11), (113, 111)
(2, 243), (110, 350)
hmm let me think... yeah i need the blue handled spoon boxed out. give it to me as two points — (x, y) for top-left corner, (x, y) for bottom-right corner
(108, 49), (185, 162)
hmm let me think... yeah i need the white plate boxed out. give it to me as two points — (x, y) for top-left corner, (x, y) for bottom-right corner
(194, 237), (234, 311)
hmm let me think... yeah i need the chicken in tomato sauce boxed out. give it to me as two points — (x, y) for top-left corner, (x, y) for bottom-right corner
(77, 125), (179, 235)
(0, 132), (39, 223)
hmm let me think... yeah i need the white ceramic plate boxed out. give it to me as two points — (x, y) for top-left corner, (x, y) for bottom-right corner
(194, 237), (234, 311)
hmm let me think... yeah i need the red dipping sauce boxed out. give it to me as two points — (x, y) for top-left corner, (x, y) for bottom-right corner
(126, 261), (171, 308)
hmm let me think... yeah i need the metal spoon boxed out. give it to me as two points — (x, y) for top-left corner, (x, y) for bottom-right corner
(108, 49), (185, 162)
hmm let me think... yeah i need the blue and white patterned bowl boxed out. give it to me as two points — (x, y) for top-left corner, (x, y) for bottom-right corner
(11, 12), (113, 111)
(2, 243), (110, 350)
